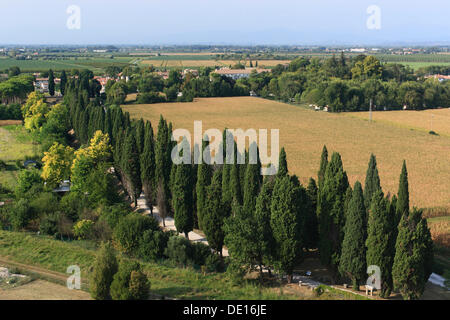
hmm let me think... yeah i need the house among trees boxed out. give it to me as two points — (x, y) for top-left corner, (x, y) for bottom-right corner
(34, 77), (60, 93)
(51, 180), (71, 194)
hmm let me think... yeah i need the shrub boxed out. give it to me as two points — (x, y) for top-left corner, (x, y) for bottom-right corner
(73, 219), (94, 240)
(99, 204), (130, 229)
(29, 192), (59, 216)
(112, 214), (159, 255)
(39, 213), (59, 236)
(60, 191), (88, 221)
(0, 160), (6, 171)
(191, 242), (212, 267)
(15, 159), (22, 170)
(138, 229), (170, 262)
(164, 235), (193, 267)
(205, 254), (224, 273)
(90, 242), (118, 300)
(110, 259), (149, 300)
(129, 270), (150, 300)
(15, 169), (42, 198)
(9, 199), (33, 231)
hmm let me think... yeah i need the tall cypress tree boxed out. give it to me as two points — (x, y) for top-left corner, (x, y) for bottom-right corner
(229, 161), (242, 207)
(228, 141), (242, 206)
(318, 145), (328, 189)
(60, 70), (67, 96)
(270, 175), (306, 283)
(222, 160), (232, 205)
(277, 147), (288, 177)
(48, 69), (55, 96)
(196, 161), (212, 231)
(122, 129), (142, 207)
(173, 140), (194, 239)
(317, 152), (349, 280)
(366, 190), (395, 298)
(339, 181), (367, 290)
(254, 177), (276, 272)
(203, 168), (227, 256)
(140, 121), (156, 214)
(155, 116), (170, 226)
(396, 160), (409, 221)
(243, 158), (261, 214)
(392, 208), (434, 300)
(304, 178), (319, 250)
(135, 118), (145, 155)
(364, 154), (381, 209)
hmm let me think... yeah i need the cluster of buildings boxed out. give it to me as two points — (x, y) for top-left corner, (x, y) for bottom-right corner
(33, 75), (61, 93)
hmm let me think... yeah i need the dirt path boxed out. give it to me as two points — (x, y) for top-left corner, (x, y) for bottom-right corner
(0, 280), (91, 300)
(0, 256), (89, 288)
(137, 193), (229, 256)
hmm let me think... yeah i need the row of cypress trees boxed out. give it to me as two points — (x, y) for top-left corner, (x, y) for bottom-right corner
(318, 146), (433, 299)
(62, 75), (433, 299)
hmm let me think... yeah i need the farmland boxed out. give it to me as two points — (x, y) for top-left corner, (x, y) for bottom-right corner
(349, 108), (450, 137)
(122, 97), (450, 210)
(0, 56), (134, 73)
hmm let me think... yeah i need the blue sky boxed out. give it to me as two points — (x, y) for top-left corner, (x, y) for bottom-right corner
(0, 0), (448, 45)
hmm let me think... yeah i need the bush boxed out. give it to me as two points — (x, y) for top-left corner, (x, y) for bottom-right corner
(138, 229), (170, 262)
(129, 270), (150, 300)
(110, 259), (149, 300)
(73, 219), (94, 240)
(9, 199), (33, 231)
(191, 242), (211, 267)
(99, 204), (130, 229)
(0, 160), (6, 171)
(39, 213), (59, 236)
(15, 169), (42, 198)
(136, 92), (166, 104)
(60, 191), (88, 221)
(29, 192), (59, 216)
(205, 254), (225, 273)
(164, 235), (193, 267)
(90, 242), (118, 300)
(15, 159), (22, 170)
(112, 214), (159, 255)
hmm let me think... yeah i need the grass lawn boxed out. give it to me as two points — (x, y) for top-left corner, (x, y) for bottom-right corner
(0, 230), (369, 300)
(0, 125), (38, 190)
(122, 97), (450, 210)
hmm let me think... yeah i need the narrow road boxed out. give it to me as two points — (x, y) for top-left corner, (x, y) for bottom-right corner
(136, 194), (229, 256)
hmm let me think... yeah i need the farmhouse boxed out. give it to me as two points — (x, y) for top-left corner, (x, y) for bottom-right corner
(94, 76), (110, 94)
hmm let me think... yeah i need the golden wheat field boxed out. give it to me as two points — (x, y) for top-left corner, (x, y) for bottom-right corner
(140, 59), (291, 68)
(122, 97), (450, 209)
(141, 60), (224, 68)
(218, 60), (291, 67)
(349, 109), (450, 137)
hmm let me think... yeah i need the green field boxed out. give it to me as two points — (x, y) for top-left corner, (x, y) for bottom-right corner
(0, 230), (370, 300)
(0, 125), (38, 190)
(0, 56), (134, 73)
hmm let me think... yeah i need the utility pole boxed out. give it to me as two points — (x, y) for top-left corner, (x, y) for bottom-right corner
(369, 99), (373, 123)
